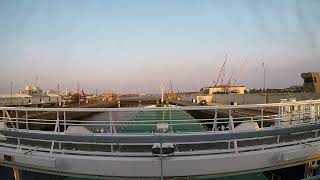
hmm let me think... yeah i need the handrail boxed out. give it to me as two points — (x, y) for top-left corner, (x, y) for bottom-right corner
(1, 99), (320, 112)
(0, 99), (319, 157)
(1, 123), (319, 144)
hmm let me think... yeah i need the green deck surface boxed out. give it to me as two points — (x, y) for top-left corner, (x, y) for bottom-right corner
(119, 110), (207, 133)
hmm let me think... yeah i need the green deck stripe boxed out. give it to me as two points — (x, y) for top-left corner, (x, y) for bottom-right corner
(120, 110), (207, 133)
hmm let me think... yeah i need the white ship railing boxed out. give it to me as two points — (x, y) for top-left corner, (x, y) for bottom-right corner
(0, 99), (319, 156)
(0, 100), (320, 178)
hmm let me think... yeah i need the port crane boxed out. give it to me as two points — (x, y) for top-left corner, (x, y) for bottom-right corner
(213, 53), (228, 87)
(232, 58), (247, 86)
(224, 58), (247, 94)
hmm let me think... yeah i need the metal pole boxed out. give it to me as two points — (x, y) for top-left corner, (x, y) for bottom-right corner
(64, 111), (66, 132)
(160, 142), (164, 180)
(169, 110), (173, 132)
(15, 110), (19, 130)
(10, 80), (13, 107)
(261, 107), (264, 129)
(77, 81), (80, 106)
(317, 104), (320, 124)
(25, 111), (28, 132)
(109, 111), (113, 152)
(263, 62), (267, 104)
(229, 108), (237, 154)
(213, 109), (217, 131)
(50, 111), (60, 155)
(13, 168), (21, 180)
(15, 110), (21, 149)
(278, 106), (281, 128)
(228, 108), (232, 132)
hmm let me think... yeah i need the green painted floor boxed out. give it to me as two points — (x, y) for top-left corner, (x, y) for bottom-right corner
(119, 110), (207, 133)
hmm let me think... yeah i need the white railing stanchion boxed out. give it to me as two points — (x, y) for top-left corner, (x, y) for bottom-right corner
(170, 110), (173, 132)
(63, 111), (66, 133)
(50, 111), (60, 155)
(228, 108), (232, 132)
(25, 110), (28, 132)
(213, 109), (217, 131)
(316, 104), (320, 124)
(229, 108), (238, 154)
(278, 106), (281, 128)
(109, 111), (113, 152)
(160, 142), (164, 180)
(15, 110), (21, 149)
(2, 110), (7, 132)
(15, 110), (19, 130)
(261, 107), (264, 130)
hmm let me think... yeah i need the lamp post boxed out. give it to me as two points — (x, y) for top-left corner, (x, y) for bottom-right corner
(160, 83), (165, 103)
(262, 62), (267, 104)
(10, 80), (13, 107)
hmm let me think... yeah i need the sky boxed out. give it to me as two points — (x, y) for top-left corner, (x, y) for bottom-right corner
(0, 0), (319, 94)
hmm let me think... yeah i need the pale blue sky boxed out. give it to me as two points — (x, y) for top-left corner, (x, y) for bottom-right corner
(0, 0), (319, 94)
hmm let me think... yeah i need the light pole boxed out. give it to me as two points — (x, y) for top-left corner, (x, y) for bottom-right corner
(160, 83), (165, 103)
(77, 81), (80, 106)
(10, 80), (13, 107)
(262, 62), (267, 104)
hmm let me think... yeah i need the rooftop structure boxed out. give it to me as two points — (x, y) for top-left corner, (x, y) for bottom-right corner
(19, 85), (43, 96)
(201, 85), (246, 95)
(301, 72), (320, 94)
(100, 92), (118, 102)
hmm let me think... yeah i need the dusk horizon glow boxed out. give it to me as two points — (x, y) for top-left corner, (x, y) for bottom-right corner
(0, 0), (319, 94)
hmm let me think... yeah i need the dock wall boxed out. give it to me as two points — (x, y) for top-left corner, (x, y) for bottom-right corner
(213, 92), (320, 104)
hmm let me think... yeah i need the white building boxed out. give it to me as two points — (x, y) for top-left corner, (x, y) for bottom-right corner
(201, 86), (246, 95)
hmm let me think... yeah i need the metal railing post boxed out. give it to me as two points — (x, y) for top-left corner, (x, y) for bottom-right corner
(169, 110), (173, 132)
(109, 111), (113, 152)
(160, 142), (163, 180)
(50, 111), (60, 155)
(277, 106), (282, 143)
(15, 110), (21, 149)
(317, 104), (320, 124)
(15, 110), (19, 130)
(212, 109), (217, 131)
(229, 108), (232, 132)
(63, 111), (66, 133)
(299, 105), (304, 124)
(2, 110), (6, 131)
(25, 111), (28, 132)
(229, 108), (238, 154)
(261, 107), (264, 129)
(277, 106), (281, 128)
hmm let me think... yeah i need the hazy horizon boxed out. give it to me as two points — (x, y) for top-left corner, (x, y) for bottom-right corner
(0, 0), (319, 94)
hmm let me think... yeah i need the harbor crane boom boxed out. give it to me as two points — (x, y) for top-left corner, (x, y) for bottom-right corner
(214, 53), (228, 87)
(232, 58), (247, 86)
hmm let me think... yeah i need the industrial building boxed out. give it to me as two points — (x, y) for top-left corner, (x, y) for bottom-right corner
(201, 86), (246, 95)
(0, 94), (62, 107)
(195, 95), (214, 104)
(301, 72), (320, 94)
(0, 85), (64, 107)
(19, 85), (43, 96)
(100, 93), (118, 102)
